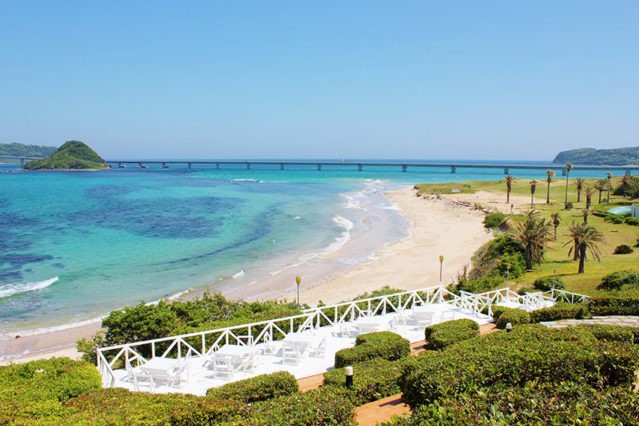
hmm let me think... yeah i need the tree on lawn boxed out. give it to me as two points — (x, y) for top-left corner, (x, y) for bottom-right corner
(529, 179), (538, 208)
(565, 222), (604, 274)
(546, 169), (555, 204)
(594, 179), (606, 204)
(505, 175), (515, 204)
(564, 162), (572, 208)
(584, 186), (594, 209)
(575, 177), (585, 203)
(513, 210), (553, 270)
(550, 212), (560, 240)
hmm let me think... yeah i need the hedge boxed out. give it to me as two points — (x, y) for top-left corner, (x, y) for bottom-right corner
(529, 303), (590, 323)
(334, 331), (410, 368)
(323, 358), (408, 405)
(589, 296), (639, 315)
(243, 387), (356, 425)
(205, 371), (298, 403)
(494, 307), (530, 329)
(424, 319), (479, 350)
(400, 325), (639, 408)
(0, 358), (101, 424)
(387, 382), (639, 425)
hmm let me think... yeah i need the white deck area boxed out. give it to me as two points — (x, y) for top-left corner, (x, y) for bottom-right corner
(97, 286), (588, 396)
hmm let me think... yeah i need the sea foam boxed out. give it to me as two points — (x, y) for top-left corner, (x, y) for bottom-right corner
(0, 277), (59, 299)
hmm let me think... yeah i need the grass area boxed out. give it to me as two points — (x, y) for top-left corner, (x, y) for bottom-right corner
(419, 176), (639, 297)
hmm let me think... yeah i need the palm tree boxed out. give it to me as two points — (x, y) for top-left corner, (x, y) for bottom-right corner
(545, 169), (555, 204)
(550, 212), (560, 240)
(505, 175), (515, 203)
(584, 186), (594, 209)
(564, 162), (572, 208)
(575, 178), (585, 203)
(582, 208), (589, 224)
(513, 210), (553, 270)
(529, 179), (537, 208)
(565, 222), (604, 273)
(594, 179), (606, 204)
(620, 171), (632, 197)
(606, 172), (612, 202)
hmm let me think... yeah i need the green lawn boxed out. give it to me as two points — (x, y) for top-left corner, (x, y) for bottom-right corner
(417, 176), (639, 296)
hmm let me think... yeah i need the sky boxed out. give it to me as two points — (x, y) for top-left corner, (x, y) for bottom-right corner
(1, 1), (638, 160)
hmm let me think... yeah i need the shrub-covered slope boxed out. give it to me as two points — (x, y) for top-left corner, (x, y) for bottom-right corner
(23, 140), (107, 170)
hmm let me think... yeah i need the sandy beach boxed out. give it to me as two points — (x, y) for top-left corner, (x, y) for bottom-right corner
(0, 186), (528, 365)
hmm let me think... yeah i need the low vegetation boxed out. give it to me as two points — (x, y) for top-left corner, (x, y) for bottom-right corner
(334, 331), (410, 368)
(424, 319), (479, 350)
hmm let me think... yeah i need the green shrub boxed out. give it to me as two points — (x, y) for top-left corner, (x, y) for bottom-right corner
(390, 382), (639, 425)
(564, 201), (573, 210)
(529, 303), (590, 323)
(606, 215), (625, 224)
(246, 387), (356, 425)
(483, 212), (506, 228)
(573, 324), (635, 344)
(597, 270), (639, 291)
(613, 244), (634, 254)
(493, 307), (530, 329)
(0, 358), (101, 424)
(206, 371), (298, 403)
(532, 276), (565, 291)
(589, 296), (639, 315)
(400, 325), (639, 409)
(334, 331), (410, 368)
(625, 217), (639, 225)
(424, 319), (479, 350)
(323, 358), (408, 405)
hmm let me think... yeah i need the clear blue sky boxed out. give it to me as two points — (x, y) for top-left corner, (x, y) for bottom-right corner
(1, 1), (637, 160)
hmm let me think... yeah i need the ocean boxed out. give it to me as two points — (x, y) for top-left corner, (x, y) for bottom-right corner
(0, 161), (614, 335)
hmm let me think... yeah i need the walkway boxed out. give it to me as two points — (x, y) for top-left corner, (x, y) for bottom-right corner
(541, 315), (639, 329)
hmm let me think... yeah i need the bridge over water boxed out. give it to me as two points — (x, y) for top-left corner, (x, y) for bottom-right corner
(2, 156), (638, 175)
(104, 160), (639, 176)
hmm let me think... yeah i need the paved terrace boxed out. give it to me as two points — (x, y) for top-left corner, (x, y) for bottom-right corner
(97, 286), (587, 396)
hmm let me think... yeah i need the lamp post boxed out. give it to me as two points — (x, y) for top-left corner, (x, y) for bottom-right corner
(295, 275), (302, 305)
(438, 255), (444, 283)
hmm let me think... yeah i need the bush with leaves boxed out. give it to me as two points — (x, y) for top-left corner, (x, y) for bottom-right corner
(483, 212), (506, 228)
(613, 244), (634, 254)
(400, 325), (639, 409)
(424, 319), (479, 350)
(597, 270), (639, 291)
(529, 303), (590, 323)
(494, 307), (530, 329)
(334, 331), (410, 368)
(0, 358), (101, 424)
(323, 357), (409, 405)
(205, 371), (298, 403)
(589, 296), (639, 315)
(532, 275), (566, 291)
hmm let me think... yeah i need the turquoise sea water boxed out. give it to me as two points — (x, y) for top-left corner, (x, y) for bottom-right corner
(0, 161), (618, 333)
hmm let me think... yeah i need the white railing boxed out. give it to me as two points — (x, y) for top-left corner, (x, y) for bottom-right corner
(96, 285), (589, 387)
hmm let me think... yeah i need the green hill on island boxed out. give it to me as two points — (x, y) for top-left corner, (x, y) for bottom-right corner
(553, 146), (639, 165)
(23, 140), (108, 170)
(0, 142), (57, 158)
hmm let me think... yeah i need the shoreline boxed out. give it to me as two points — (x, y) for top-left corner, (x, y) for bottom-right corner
(0, 186), (526, 365)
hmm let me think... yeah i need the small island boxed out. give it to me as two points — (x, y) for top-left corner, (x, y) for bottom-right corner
(23, 140), (108, 170)
(553, 146), (639, 166)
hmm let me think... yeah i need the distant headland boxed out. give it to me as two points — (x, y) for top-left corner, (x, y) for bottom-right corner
(553, 146), (639, 166)
(0, 142), (56, 158)
(23, 140), (108, 170)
